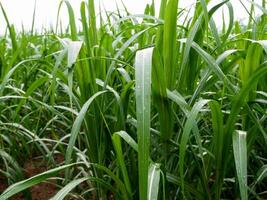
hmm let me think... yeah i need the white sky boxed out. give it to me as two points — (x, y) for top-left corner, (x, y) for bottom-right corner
(0, 0), (263, 33)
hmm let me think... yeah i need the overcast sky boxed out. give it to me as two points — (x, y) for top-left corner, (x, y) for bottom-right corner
(0, 0), (263, 33)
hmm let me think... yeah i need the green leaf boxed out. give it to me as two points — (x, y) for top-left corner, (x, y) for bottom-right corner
(112, 132), (132, 197)
(0, 59), (37, 95)
(113, 131), (138, 152)
(91, 163), (129, 199)
(57, 0), (78, 40)
(163, 0), (178, 89)
(209, 100), (224, 198)
(179, 99), (210, 196)
(233, 130), (248, 200)
(253, 165), (267, 187)
(135, 47), (154, 200)
(0, 2), (18, 51)
(65, 90), (107, 179)
(148, 163), (161, 200)
(179, 39), (235, 93)
(224, 66), (267, 159)
(0, 163), (80, 200)
(51, 177), (88, 200)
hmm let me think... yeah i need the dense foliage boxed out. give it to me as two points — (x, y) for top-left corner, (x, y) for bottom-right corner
(0, 0), (266, 199)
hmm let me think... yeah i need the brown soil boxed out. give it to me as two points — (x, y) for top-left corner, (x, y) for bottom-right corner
(0, 176), (7, 194)
(0, 155), (65, 200)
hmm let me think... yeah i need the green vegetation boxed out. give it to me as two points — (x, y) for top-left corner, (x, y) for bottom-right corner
(0, 0), (266, 199)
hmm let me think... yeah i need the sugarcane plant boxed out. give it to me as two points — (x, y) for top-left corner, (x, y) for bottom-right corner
(0, 0), (266, 199)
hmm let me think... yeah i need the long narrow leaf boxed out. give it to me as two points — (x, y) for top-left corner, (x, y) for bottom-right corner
(0, 163), (80, 200)
(233, 130), (248, 200)
(135, 47), (154, 200)
(148, 163), (161, 200)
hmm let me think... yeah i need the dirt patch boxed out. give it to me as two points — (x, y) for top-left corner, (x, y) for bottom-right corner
(23, 158), (58, 200)
(0, 176), (7, 194)
(0, 155), (65, 200)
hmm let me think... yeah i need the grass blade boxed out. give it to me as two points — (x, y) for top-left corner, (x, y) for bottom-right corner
(112, 132), (132, 197)
(163, 0), (178, 89)
(233, 130), (248, 200)
(148, 163), (161, 200)
(135, 47), (154, 200)
(0, 163), (80, 200)
(179, 99), (210, 196)
(0, 2), (18, 51)
(65, 91), (107, 179)
(113, 131), (138, 152)
(253, 165), (267, 187)
(51, 177), (88, 200)
(209, 100), (224, 198)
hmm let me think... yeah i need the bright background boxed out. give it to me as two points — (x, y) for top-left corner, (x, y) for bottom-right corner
(0, 0), (263, 33)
